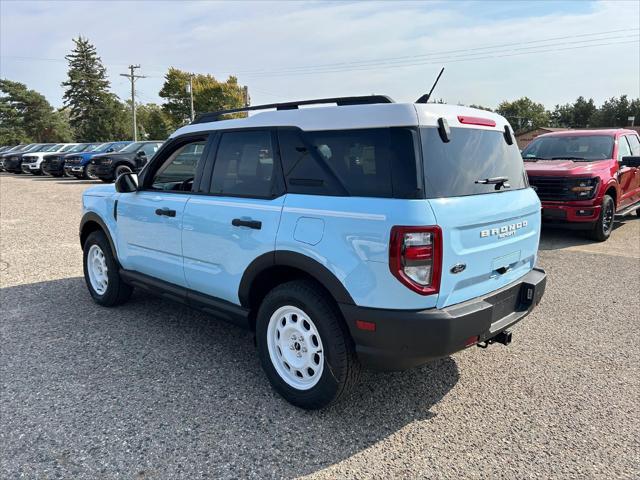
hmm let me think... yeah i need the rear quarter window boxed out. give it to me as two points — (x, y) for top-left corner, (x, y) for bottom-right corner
(421, 127), (527, 198)
(625, 135), (640, 155)
(279, 127), (420, 198)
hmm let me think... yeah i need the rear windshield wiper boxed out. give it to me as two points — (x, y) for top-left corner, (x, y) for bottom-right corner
(550, 156), (585, 160)
(475, 176), (510, 190)
(523, 156), (544, 161)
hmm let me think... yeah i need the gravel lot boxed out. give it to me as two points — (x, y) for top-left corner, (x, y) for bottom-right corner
(1, 173), (639, 479)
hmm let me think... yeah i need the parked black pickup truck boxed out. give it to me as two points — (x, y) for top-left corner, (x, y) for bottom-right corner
(91, 141), (163, 182)
(42, 143), (98, 177)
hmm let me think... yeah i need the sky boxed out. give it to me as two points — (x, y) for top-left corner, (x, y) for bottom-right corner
(1, 0), (639, 111)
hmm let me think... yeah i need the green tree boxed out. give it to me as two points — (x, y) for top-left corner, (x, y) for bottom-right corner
(0, 79), (73, 144)
(590, 95), (640, 127)
(550, 103), (574, 127)
(159, 67), (247, 126)
(135, 103), (172, 140)
(62, 36), (127, 141)
(468, 104), (493, 112)
(496, 97), (550, 132)
(572, 96), (597, 127)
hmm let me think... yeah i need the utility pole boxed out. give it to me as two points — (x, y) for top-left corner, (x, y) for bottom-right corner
(120, 65), (147, 141)
(243, 86), (250, 108)
(186, 75), (195, 122)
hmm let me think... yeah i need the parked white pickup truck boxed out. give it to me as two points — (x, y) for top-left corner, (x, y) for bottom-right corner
(21, 143), (79, 175)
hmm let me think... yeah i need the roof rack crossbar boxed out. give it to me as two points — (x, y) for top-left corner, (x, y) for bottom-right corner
(192, 95), (394, 124)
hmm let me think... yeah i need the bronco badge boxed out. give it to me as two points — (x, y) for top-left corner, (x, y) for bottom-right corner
(480, 220), (528, 239)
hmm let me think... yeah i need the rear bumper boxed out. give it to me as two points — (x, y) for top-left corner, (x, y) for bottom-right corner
(340, 267), (546, 371)
(541, 201), (600, 227)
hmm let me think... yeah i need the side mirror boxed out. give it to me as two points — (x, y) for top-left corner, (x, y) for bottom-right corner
(620, 156), (640, 168)
(106, 148), (115, 153)
(136, 150), (146, 157)
(114, 172), (138, 192)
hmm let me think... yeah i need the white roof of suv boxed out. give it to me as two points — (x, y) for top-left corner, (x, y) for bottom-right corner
(173, 102), (510, 138)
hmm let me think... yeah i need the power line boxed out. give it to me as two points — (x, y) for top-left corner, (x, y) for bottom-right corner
(220, 28), (640, 76)
(2, 28), (637, 78)
(235, 35), (640, 78)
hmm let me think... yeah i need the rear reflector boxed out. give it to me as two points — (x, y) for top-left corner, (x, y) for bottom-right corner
(465, 335), (479, 347)
(355, 320), (376, 331)
(457, 115), (496, 127)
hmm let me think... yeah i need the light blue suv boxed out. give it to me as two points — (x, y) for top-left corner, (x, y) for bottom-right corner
(80, 96), (547, 409)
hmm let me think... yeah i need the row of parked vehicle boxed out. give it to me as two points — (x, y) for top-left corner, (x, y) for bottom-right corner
(0, 140), (163, 182)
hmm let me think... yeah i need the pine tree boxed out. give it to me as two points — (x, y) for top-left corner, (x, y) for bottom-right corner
(62, 36), (125, 141)
(0, 79), (73, 144)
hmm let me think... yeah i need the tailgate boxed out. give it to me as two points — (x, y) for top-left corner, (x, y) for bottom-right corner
(429, 188), (541, 308)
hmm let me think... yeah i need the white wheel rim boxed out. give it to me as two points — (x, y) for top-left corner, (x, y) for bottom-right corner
(87, 244), (109, 295)
(267, 306), (324, 390)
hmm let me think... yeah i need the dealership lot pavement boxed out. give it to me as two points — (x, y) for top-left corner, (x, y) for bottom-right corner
(1, 173), (639, 479)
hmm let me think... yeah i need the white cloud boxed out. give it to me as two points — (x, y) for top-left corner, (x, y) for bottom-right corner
(1, 0), (638, 110)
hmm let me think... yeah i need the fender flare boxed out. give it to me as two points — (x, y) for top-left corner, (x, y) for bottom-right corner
(238, 250), (355, 308)
(79, 211), (117, 258)
(602, 179), (619, 204)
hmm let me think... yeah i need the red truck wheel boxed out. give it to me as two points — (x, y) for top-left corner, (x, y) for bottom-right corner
(590, 195), (615, 242)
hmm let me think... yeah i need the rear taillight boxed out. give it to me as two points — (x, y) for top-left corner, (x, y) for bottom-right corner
(389, 226), (442, 295)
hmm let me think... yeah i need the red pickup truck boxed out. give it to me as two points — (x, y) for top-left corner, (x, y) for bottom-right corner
(523, 129), (640, 241)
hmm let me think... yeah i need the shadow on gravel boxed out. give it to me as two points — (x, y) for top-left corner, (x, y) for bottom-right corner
(539, 215), (637, 251)
(1, 277), (459, 479)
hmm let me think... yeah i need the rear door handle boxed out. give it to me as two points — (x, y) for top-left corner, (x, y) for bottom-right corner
(155, 208), (176, 217)
(232, 218), (262, 230)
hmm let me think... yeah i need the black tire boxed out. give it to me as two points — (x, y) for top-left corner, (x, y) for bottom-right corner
(256, 280), (360, 410)
(636, 207), (640, 218)
(590, 194), (615, 241)
(82, 230), (133, 307)
(114, 164), (133, 179)
(83, 165), (98, 180)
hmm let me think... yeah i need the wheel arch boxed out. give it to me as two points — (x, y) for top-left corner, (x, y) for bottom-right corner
(79, 212), (117, 259)
(113, 159), (135, 171)
(604, 183), (617, 206)
(239, 251), (356, 323)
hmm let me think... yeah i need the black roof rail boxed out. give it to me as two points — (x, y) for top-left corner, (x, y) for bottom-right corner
(191, 95), (394, 124)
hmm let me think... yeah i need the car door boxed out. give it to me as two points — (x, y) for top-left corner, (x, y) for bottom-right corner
(116, 135), (211, 287)
(616, 135), (636, 209)
(622, 134), (640, 205)
(182, 129), (285, 304)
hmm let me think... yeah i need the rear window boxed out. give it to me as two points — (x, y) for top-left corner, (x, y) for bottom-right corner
(522, 135), (614, 161)
(279, 127), (420, 198)
(421, 127), (527, 198)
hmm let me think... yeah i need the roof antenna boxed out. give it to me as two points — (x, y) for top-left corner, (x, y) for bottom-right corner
(415, 67), (445, 104)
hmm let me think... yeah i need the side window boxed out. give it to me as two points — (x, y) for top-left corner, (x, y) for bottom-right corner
(142, 143), (160, 156)
(151, 140), (206, 192)
(209, 130), (275, 197)
(617, 136), (632, 161)
(278, 129), (344, 196)
(625, 135), (640, 156)
(300, 127), (419, 198)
